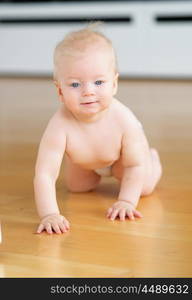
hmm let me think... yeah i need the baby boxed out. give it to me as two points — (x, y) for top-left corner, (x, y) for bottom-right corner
(34, 24), (162, 234)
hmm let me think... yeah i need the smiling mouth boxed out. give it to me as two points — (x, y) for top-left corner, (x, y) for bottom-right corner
(80, 101), (98, 105)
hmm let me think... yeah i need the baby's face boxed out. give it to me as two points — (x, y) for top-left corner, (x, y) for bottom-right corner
(55, 48), (118, 121)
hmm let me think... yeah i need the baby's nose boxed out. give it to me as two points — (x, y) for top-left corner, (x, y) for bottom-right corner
(82, 83), (95, 96)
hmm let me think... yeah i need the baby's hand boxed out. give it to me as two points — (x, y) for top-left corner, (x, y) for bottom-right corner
(36, 213), (70, 234)
(106, 200), (143, 221)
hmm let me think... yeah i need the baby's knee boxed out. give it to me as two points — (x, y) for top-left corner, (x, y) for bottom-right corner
(141, 185), (154, 197)
(65, 177), (100, 193)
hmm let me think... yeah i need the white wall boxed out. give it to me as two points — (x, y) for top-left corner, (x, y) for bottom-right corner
(0, 1), (192, 78)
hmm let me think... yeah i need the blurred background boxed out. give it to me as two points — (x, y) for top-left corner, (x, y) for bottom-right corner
(1, 0), (192, 78)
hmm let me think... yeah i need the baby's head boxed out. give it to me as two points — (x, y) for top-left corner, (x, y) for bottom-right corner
(54, 22), (118, 79)
(53, 23), (119, 121)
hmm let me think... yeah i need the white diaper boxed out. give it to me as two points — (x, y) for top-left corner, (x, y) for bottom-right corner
(95, 166), (112, 177)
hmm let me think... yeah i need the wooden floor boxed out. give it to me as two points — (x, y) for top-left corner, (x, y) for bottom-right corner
(0, 77), (192, 278)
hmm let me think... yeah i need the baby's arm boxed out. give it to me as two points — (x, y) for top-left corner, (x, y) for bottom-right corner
(33, 116), (69, 234)
(107, 126), (145, 221)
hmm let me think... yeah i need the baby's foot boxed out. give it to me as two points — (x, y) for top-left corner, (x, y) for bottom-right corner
(150, 148), (162, 182)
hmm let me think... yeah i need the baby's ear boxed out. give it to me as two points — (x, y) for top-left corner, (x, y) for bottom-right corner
(54, 80), (64, 102)
(113, 73), (119, 96)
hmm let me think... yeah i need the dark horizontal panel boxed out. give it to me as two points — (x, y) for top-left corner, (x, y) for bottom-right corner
(0, 0), (187, 2)
(155, 15), (192, 23)
(0, 16), (132, 24)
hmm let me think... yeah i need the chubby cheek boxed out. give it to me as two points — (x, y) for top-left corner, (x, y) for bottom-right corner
(98, 88), (113, 105)
(99, 95), (111, 107)
(62, 89), (79, 107)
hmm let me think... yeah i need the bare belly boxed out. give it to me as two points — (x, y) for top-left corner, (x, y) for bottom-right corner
(65, 152), (119, 171)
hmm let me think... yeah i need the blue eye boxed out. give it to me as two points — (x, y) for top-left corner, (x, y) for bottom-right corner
(71, 82), (80, 88)
(95, 80), (103, 86)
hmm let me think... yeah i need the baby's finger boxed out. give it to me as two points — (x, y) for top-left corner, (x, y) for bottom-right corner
(36, 223), (44, 234)
(119, 210), (126, 221)
(133, 210), (143, 218)
(106, 207), (113, 218)
(63, 218), (70, 229)
(45, 223), (53, 234)
(110, 209), (119, 220)
(59, 222), (68, 233)
(52, 223), (62, 234)
(126, 211), (135, 220)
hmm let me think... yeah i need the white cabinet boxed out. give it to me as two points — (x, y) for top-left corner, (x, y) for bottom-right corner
(0, 1), (192, 78)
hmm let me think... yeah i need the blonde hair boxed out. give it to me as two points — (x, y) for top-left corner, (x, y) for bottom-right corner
(53, 22), (117, 80)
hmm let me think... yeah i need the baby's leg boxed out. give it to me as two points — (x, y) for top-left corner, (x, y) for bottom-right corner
(111, 148), (162, 196)
(64, 155), (101, 193)
(141, 148), (162, 196)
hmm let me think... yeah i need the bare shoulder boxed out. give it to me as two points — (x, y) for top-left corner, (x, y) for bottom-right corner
(48, 105), (69, 129)
(113, 100), (150, 164)
(49, 105), (67, 125)
(112, 98), (143, 131)
(41, 106), (68, 142)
